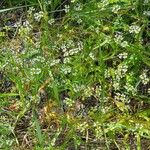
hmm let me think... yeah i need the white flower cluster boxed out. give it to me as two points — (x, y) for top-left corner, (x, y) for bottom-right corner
(139, 71), (149, 85)
(89, 52), (95, 60)
(64, 57), (71, 64)
(113, 81), (120, 90)
(144, 0), (150, 4)
(67, 40), (75, 47)
(74, 3), (83, 11)
(23, 20), (32, 28)
(115, 64), (128, 79)
(76, 121), (88, 133)
(84, 86), (93, 97)
(114, 32), (128, 47)
(61, 66), (72, 74)
(13, 56), (23, 66)
(93, 121), (103, 138)
(27, 7), (35, 16)
(134, 123), (143, 131)
(32, 56), (45, 63)
(112, 5), (121, 14)
(18, 20), (33, 36)
(77, 41), (83, 50)
(30, 68), (41, 75)
(14, 21), (21, 28)
(50, 59), (60, 66)
(124, 83), (137, 96)
(95, 85), (102, 96)
(129, 25), (141, 34)
(68, 48), (80, 56)
(35, 41), (41, 48)
(104, 68), (113, 78)
(61, 40), (75, 52)
(64, 5), (70, 13)
(114, 32), (123, 43)
(64, 97), (75, 107)
(148, 88), (150, 94)
(63, 41), (83, 57)
(120, 41), (129, 48)
(34, 11), (44, 22)
(143, 11), (150, 16)
(77, 18), (83, 24)
(44, 0), (51, 5)
(115, 92), (129, 103)
(102, 0), (109, 7)
(72, 84), (85, 93)
(71, 0), (76, 3)
(48, 70), (53, 78)
(48, 18), (55, 25)
(118, 52), (128, 59)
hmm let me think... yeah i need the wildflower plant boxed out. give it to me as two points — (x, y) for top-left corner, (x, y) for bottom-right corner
(0, 0), (150, 149)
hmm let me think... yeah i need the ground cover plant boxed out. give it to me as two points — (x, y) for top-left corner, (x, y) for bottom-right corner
(0, 0), (150, 149)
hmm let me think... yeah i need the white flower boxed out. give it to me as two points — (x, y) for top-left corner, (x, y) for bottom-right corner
(139, 71), (149, 85)
(48, 18), (55, 25)
(69, 48), (80, 55)
(73, 84), (85, 93)
(143, 11), (150, 16)
(77, 18), (83, 24)
(89, 52), (95, 60)
(120, 41), (129, 48)
(95, 85), (101, 96)
(129, 25), (141, 34)
(104, 68), (113, 78)
(30, 68), (41, 75)
(115, 64), (128, 78)
(115, 93), (129, 103)
(112, 5), (121, 14)
(148, 88), (150, 94)
(124, 83), (137, 96)
(71, 0), (76, 3)
(64, 5), (70, 13)
(77, 122), (88, 133)
(57, 34), (62, 38)
(45, 0), (51, 5)
(50, 59), (60, 66)
(48, 70), (53, 78)
(35, 42), (41, 48)
(14, 21), (21, 27)
(64, 97), (74, 107)
(144, 0), (149, 4)
(118, 52), (128, 59)
(93, 121), (102, 138)
(74, 3), (83, 11)
(27, 7), (35, 15)
(84, 86), (93, 97)
(77, 41), (83, 50)
(113, 81), (120, 90)
(67, 40), (74, 47)
(34, 11), (44, 22)
(64, 51), (69, 57)
(114, 32), (123, 43)
(102, 0), (109, 7)
(33, 56), (45, 63)
(61, 66), (71, 74)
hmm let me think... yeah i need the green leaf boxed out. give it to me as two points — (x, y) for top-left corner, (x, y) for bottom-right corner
(0, 93), (19, 97)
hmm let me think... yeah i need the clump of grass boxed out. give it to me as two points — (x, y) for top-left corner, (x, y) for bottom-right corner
(0, 0), (150, 149)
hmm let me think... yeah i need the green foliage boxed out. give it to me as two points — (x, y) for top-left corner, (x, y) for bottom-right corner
(0, 0), (150, 149)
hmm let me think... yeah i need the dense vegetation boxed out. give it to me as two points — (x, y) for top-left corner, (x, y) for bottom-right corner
(0, 0), (150, 149)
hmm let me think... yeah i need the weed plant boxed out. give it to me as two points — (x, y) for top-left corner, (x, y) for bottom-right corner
(0, 0), (150, 149)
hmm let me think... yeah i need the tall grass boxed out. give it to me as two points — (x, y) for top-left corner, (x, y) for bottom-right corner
(0, 0), (150, 149)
